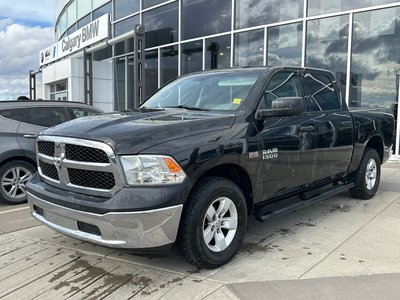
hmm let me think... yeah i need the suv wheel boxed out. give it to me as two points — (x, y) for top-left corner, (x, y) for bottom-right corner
(0, 160), (35, 204)
(177, 177), (247, 269)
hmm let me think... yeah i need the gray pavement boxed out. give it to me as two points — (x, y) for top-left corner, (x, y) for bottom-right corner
(1, 163), (400, 299)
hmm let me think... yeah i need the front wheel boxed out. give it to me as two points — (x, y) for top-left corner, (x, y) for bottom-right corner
(349, 147), (381, 200)
(177, 177), (247, 269)
(0, 160), (36, 204)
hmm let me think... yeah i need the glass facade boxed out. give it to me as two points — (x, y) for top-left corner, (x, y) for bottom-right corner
(55, 0), (400, 151)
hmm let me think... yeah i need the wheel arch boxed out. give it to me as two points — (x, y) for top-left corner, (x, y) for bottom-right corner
(190, 164), (254, 214)
(366, 135), (384, 163)
(0, 156), (37, 169)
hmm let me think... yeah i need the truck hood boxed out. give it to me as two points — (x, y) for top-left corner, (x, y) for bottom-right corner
(41, 109), (236, 154)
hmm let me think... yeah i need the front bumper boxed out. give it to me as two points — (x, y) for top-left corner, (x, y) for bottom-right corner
(27, 191), (183, 249)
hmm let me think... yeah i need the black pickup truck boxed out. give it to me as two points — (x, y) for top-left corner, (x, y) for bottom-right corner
(26, 67), (394, 268)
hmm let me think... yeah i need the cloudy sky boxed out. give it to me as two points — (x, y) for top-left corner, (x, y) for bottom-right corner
(0, 0), (57, 100)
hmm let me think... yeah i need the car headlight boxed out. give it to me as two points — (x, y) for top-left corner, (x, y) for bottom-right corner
(120, 155), (186, 185)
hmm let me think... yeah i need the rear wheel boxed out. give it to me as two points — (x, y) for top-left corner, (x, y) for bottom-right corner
(0, 160), (36, 204)
(349, 148), (381, 200)
(177, 177), (247, 269)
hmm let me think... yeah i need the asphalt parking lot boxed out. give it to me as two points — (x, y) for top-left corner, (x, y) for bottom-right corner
(1, 163), (400, 299)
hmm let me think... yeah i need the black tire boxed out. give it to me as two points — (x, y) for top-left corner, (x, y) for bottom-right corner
(177, 177), (247, 269)
(0, 160), (36, 205)
(349, 148), (381, 200)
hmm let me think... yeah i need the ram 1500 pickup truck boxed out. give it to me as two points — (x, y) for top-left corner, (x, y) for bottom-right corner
(27, 67), (394, 268)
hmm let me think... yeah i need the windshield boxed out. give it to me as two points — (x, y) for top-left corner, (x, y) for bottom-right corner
(142, 70), (263, 111)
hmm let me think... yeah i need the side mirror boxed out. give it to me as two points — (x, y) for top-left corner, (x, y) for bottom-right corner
(256, 97), (304, 119)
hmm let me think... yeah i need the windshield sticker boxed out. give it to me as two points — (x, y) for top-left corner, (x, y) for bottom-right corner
(232, 98), (242, 105)
(262, 148), (278, 160)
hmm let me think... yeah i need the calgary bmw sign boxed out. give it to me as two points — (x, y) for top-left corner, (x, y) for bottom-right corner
(39, 14), (110, 67)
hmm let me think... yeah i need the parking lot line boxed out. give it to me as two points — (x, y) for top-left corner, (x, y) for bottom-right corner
(0, 206), (30, 215)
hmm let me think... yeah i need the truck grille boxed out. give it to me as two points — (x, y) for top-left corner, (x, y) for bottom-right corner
(39, 161), (59, 181)
(68, 168), (115, 190)
(65, 144), (109, 163)
(36, 136), (123, 196)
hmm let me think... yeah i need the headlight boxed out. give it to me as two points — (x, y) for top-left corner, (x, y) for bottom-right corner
(120, 155), (186, 185)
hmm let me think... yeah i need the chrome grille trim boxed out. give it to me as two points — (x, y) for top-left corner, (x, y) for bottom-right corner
(36, 136), (124, 197)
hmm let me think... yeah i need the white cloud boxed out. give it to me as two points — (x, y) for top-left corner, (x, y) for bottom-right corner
(0, 23), (54, 99)
(0, 0), (57, 25)
(0, 18), (12, 30)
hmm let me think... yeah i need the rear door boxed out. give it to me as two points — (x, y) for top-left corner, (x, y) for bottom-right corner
(301, 71), (354, 182)
(17, 107), (69, 162)
(0, 109), (26, 160)
(257, 71), (317, 200)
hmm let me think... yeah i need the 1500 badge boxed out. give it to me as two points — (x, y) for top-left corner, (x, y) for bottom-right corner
(262, 148), (279, 160)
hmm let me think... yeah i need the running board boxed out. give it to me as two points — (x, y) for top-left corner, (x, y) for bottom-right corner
(254, 182), (354, 222)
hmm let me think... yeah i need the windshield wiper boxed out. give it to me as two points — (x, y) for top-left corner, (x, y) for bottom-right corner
(164, 105), (210, 111)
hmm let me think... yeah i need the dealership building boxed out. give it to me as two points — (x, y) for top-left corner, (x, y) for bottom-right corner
(39, 0), (400, 153)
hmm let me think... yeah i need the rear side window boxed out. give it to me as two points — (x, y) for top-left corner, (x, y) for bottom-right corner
(303, 73), (341, 111)
(27, 107), (69, 127)
(0, 108), (29, 122)
(71, 107), (100, 119)
(260, 72), (302, 109)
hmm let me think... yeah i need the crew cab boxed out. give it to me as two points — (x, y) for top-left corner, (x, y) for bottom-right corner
(26, 67), (394, 268)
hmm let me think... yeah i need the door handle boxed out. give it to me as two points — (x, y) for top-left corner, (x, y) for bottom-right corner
(23, 134), (38, 139)
(298, 125), (315, 132)
(340, 121), (353, 127)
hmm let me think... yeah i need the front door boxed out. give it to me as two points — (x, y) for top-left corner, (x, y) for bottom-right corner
(257, 71), (317, 201)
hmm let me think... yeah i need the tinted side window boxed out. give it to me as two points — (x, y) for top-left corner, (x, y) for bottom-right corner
(260, 72), (302, 109)
(0, 108), (29, 122)
(303, 73), (341, 111)
(71, 107), (100, 119)
(27, 107), (69, 127)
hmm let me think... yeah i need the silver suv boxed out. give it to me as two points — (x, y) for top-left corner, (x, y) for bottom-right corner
(0, 101), (103, 204)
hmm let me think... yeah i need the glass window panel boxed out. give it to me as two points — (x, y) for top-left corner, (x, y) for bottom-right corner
(268, 22), (302, 66)
(205, 35), (231, 69)
(350, 7), (400, 108)
(145, 50), (159, 98)
(114, 58), (126, 110)
(28, 108), (69, 127)
(77, 0), (92, 19)
(260, 72), (302, 109)
(181, 41), (203, 75)
(67, 0), (77, 28)
(234, 29), (264, 67)
(160, 45), (178, 85)
(93, 2), (112, 20)
(143, 0), (167, 9)
(93, 0), (110, 10)
(59, 12), (67, 34)
(115, 0), (140, 21)
(308, 0), (399, 16)
(235, 0), (302, 29)
(56, 23), (61, 40)
(93, 46), (112, 61)
(77, 14), (91, 29)
(67, 25), (76, 35)
(306, 16), (348, 92)
(114, 15), (140, 56)
(143, 2), (178, 48)
(56, 82), (67, 92)
(0, 109), (29, 123)
(71, 107), (101, 118)
(182, 0), (231, 40)
(303, 73), (341, 111)
(127, 57), (135, 109)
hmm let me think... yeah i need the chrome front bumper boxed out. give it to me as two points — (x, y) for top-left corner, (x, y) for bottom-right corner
(27, 191), (183, 249)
